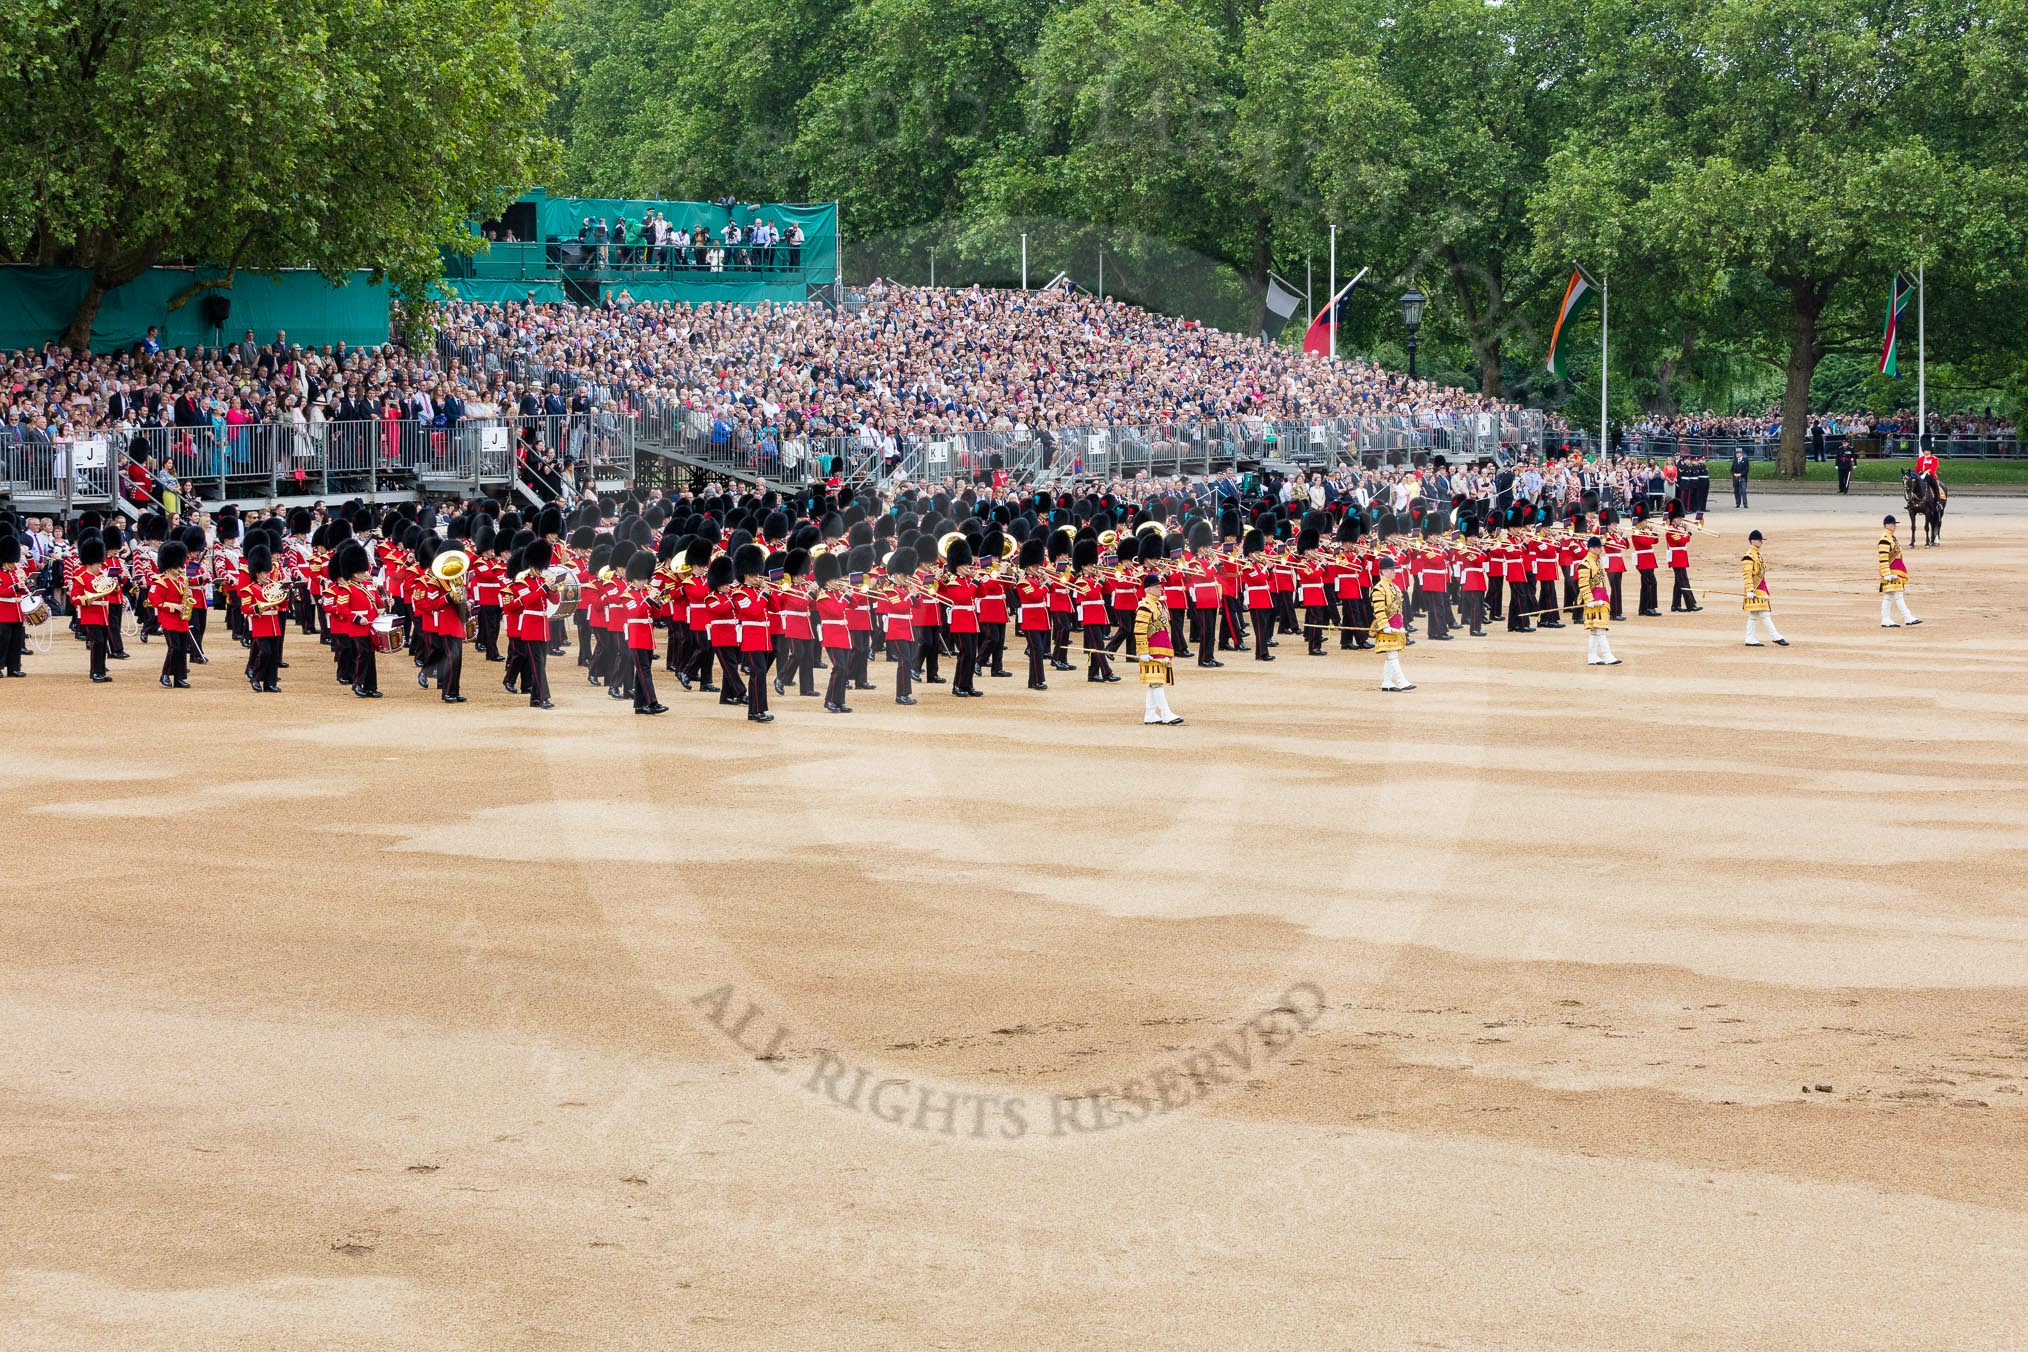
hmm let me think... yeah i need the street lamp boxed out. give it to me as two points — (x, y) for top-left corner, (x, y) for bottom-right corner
(1399, 286), (1426, 379)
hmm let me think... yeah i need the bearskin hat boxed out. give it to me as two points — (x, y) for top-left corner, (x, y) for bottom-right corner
(706, 554), (734, 589)
(157, 539), (187, 571)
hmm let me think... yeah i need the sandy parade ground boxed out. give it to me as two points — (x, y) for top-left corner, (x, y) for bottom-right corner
(2, 493), (2025, 1350)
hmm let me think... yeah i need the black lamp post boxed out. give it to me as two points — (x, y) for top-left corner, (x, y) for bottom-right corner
(1400, 286), (1426, 379)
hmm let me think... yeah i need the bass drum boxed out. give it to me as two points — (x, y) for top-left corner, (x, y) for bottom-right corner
(545, 567), (582, 620)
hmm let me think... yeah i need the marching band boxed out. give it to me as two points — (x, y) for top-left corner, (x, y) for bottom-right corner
(0, 482), (1929, 716)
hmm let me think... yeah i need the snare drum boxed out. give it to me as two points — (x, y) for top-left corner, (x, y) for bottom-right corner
(18, 594), (50, 627)
(369, 616), (404, 654)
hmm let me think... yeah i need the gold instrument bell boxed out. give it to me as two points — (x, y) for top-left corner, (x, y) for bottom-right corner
(430, 548), (471, 602)
(936, 530), (966, 561)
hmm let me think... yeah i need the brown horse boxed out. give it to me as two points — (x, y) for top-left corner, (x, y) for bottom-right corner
(1903, 472), (1945, 547)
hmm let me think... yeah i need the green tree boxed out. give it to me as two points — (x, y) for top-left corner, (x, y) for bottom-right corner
(1540, 0), (2028, 473)
(794, 0), (1048, 236)
(0, 0), (559, 347)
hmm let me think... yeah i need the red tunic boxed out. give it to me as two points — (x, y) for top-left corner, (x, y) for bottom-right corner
(148, 575), (191, 633)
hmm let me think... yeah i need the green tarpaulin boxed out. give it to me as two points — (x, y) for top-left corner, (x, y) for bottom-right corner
(526, 195), (837, 285)
(0, 267), (392, 353)
(441, 278), (570, 305)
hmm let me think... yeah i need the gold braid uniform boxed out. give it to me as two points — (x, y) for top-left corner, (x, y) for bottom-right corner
(1577, 556), (1612, 630)
(1133, 593), (1174, 686)
(1742, 545), (1771, 613)
(1369, 580), (1407, 652)
(1877, 530), (1907, 593)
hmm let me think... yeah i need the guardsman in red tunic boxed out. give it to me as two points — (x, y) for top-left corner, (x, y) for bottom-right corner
(1414, 534), (1453, 641)
(1528, 527), (1564, 629)
(1240, 529), (1275, 661)
(1045, 538), (1076, 671)
(1598, 508), (1628, 621)
(811, 551), (851, 717)
(0, 533), (28, 678)
(843, 542), (878, 692)
(975, 548), (1012, 678)
(940, 537), (983, 696)
(1184, 524), (1225, 666)
(911, 556), (946, 685)
(1501, 517), (1532, 632)
(619, 554), (666, 714)
(1013, 538), (1052, 689)
(502, 539), (555, 707)
(329, 539), (383, 699)
(1105, 534), (1142, 659)
(773, 550), (819, 699)
(70, 532), (116, 682)
(1665, 503), (1700, 612)
(701, 555), (744, 705)
(1270, 541), (1299, 638)
(469, 531), (505, 661)
(1295, 529), (1331, 655)
(1332, 518), (1372, 651)
(732, 543), (774, 722)
(1630, 510), (1662, 616)
(1069, 538), (1115, 683)
(149, 539), (196, 688)
(879, 545), (921, 705)
(1558, 528), (1587, 624)
(1456, 518), (1490, 637)
(813, 551), (855, 712)
(412, 546), (468, 703)
(680, 540), (717, 692)
(241, 542), (290, 692)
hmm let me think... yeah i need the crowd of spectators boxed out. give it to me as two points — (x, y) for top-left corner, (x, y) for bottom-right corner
(1625, 408), (2015, 458)
(3, 282), (2014, 516)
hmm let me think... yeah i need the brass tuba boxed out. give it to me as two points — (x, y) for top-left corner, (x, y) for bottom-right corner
(431, 548), (475, 637)
(430, 549), (472, 605)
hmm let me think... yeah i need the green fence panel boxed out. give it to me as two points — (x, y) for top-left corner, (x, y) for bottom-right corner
(0, 267), (392, 352)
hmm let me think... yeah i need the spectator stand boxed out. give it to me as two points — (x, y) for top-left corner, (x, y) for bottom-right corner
(446, 192), (838, 310)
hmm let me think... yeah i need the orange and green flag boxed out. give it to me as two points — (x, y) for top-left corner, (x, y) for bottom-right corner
(1545, 266), (1599, 378)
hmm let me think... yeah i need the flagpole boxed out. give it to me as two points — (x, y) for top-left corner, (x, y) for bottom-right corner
(1327, 226), (1337, 363)
(1917, 256), (1926, 453)
(1599, 273), (1609, 457)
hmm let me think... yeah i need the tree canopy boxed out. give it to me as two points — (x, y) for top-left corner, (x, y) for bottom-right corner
(0, 0), (559, 345)
(8, 0), (2026, 460)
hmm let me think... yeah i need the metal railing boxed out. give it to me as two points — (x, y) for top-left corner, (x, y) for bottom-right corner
(449, 239), (816, 283)
(631, 404), (1549, 490)
(1, 436), (118, 510)
(4, 416), (635, 511)
(1616, 434), (2021, 461)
